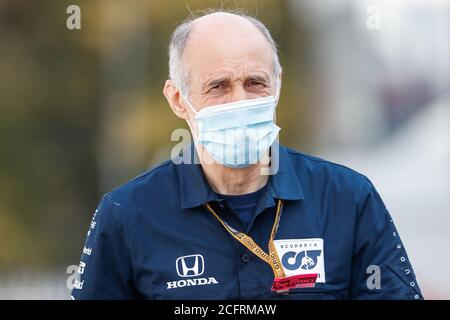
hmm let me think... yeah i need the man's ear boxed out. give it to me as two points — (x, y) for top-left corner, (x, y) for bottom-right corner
(163, 79), (188, 120)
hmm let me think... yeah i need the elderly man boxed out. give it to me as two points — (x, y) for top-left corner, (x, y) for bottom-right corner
(71, 10), (422, 300)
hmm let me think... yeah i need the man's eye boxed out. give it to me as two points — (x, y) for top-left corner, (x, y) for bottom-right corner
(209, 83), (225, 91)
(248, 81), (265, 87)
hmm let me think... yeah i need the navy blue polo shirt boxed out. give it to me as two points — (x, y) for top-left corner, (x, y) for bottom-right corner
(71, 143), (423, 300)
(216, 186), (266, 231)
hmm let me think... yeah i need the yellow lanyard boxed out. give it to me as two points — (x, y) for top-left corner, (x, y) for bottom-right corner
(204, 199), (286, 279)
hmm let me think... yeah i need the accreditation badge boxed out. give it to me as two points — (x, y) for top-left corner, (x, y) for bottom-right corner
(271, 238), (325, 293)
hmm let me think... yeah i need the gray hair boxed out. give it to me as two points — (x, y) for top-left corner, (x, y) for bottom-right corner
(168, 9), (282, 96)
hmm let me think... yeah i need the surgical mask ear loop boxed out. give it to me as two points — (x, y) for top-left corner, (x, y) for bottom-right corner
(180, 92), (199, 141)
(273, 80), (281, 128)
(181, 92), (198, 115)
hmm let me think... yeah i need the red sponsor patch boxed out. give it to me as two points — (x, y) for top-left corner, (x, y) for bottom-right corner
(271, 274), (318, 293)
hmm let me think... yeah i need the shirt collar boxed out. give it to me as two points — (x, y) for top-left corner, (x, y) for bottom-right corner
(176, 142), (304, 210)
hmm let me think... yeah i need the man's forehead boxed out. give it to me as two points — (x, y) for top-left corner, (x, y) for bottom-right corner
(187, 13), (268, 48)
(183, 14), (273, 82)
(190, 53), (273, 86)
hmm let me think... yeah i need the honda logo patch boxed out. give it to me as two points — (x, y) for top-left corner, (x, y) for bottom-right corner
(176, 254), (205, 277)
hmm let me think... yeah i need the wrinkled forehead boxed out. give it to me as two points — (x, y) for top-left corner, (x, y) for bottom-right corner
(183, 15), (274, 84)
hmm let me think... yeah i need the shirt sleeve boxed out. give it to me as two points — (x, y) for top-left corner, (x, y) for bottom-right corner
(70, 193), (141, 300)
(349, 179), (423, 300)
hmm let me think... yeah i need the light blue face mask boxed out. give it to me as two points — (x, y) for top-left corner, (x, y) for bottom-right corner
(182, 87), (281, 168)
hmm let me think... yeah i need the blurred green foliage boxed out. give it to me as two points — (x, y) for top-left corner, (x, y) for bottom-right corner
(0, 0), (314, 271)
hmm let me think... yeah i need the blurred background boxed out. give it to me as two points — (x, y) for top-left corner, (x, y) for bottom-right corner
(0, 0), (448, 299)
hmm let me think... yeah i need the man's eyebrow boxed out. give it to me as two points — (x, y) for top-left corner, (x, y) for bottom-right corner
(202, 72), (272, 91)
(246, 73), (270, 83)
(203, 77), (230, 90)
